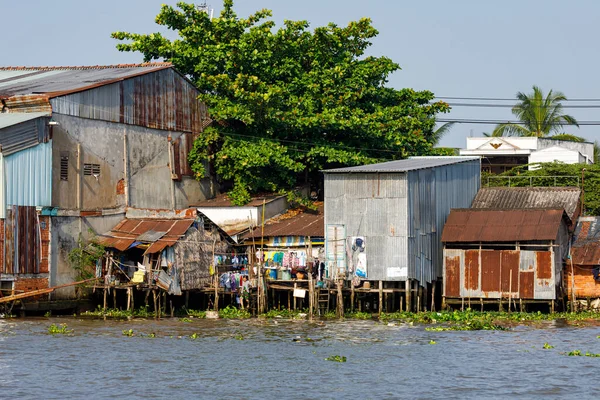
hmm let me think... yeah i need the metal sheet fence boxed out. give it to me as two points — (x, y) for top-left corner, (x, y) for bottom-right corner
(443, 248), (556, 300)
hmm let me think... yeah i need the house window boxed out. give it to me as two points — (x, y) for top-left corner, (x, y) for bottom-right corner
(0, 280), (13, 295)
(60, 152), (69, 181)
(83, 163), (101, 176)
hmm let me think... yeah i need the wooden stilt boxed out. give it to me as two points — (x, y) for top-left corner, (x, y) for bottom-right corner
(293, 283), (297, 311)
(423, 285), (428, 312)
(442, 296), (446, 311)
(152, 290), (158, 319)
(400, 295), (403, 312)
(431, 280), (436, 312)
(551, 299), (555, 314)
(405, 280), (411, 312)
(480, 298), (483, 312)
(131, 288), (134, 312)
(378, 281), (383, 316)
(113, 288), (117, 309)
(308, 270), (314, 321)
(170, 300), (174, 318)
(126, 287), (131, 311)
(350, 283), (355, 312)
(103, 287), (107, 311)
(336, 278), (344, 318)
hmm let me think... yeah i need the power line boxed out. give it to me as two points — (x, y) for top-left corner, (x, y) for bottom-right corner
(436, 96), (600, 102)
(446, 102), (600, 109)
(437, 118), (600, 125)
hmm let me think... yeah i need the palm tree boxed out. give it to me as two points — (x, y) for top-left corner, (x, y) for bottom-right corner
(492, 86), (579, 137)
(430, 122), (455, 146)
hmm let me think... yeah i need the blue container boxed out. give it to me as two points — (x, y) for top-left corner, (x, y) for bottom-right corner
(269, 268), (277, 280)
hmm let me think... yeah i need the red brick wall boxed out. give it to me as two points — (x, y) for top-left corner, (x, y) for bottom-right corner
(14, 277), (49, 301)
(39, 216), (50, 274)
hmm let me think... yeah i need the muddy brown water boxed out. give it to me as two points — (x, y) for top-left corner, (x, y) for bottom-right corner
(1, 317), (600, 399)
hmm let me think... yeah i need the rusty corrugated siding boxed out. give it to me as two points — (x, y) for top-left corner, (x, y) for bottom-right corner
(442, 209), (565, 243)
(241, 204), (324, 239)
(571, 217), (600, 265)
(99, 217), (194, 254)
(471, 186), (581, 221)
(443, 248), (557, 300)
(2, 206), (40, 274)
(51, 68), (206, 133)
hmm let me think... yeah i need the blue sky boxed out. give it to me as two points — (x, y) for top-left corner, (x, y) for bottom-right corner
(3, 0), (599, 148)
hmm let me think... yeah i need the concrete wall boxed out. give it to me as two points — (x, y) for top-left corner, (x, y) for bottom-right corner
(50, 213), (124, 299)
(51, 114), (215, 211)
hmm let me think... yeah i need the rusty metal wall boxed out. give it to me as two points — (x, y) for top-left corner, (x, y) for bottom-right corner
(50, 68), (208, 133)
(2, 206), (40, 274)
(443, 248), (557, 299)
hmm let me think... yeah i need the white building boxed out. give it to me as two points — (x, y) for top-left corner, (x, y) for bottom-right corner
(459, 137), (594, 173)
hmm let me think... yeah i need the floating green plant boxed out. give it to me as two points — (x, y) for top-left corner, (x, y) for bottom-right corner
(429, 340), (437, 345)
(179, 317), (193, 323)
(325, 355), (347, 363)
(189, 333), (199, 340)
(543, 343), (555, 349)
(47, 324), (72, 335)
(122, 329), (134, 337)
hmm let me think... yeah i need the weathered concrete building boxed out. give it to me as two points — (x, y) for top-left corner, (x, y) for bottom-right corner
(322, 157), (481, 301)
(0, 63), (213, 298)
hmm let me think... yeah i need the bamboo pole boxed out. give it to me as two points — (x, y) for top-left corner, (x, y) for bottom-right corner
(378, 281), (383, 316)
(212, 238), (218, 312)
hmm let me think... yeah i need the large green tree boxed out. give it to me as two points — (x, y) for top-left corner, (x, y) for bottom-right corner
(492, 85), (579, 137)
(112, 1), (450, 204)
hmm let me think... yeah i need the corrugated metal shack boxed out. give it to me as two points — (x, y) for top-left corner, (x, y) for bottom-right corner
(442, 208), (571, 310)
(323, 156), (481, 312)
(97, 209), (233, 313)
(238, 204), (325, 311)
(472, 187), (582, 222)
(566, 216), (600, 306)
(0, 63), (215, 303)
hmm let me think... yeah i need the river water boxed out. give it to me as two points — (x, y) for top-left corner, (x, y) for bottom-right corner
(1, 317), (600, 399)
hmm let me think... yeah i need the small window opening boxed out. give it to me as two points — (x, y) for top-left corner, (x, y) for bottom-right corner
(60, 152), (69, 181)
(83, 163), (101, 176)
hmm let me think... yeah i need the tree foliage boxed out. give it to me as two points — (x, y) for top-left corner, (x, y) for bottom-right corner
(487, 162), (598, 215)
(112, 1), (450, 204)
(492, 86), (579, 137)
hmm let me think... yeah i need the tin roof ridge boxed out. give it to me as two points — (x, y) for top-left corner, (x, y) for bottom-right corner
(0, 62), (172, 71)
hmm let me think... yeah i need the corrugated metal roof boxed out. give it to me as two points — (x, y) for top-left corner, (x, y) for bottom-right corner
(0, 63), (172, 97)
(0, 112), (50, 130)
(323, 156), (480, 173)
(99, 218), (195, 254)
(240, 204), (324, 240)
(571, 217), (600, 265)
(472, 187), (581, 220)
(442, 208), (566, 243)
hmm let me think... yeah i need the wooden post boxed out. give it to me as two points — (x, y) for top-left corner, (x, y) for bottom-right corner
(423, 284), (428, 312)
(336, 278), (344, 318)
(400, 295), (403, 313)
(293, 283), (297, 311)
(431, 280), (436, 312)
(308, 269), (314, 321)
(170, 300), (174, 318)
(405, 280), (411, 312)
(378, 281), (383, 317)
(103, 287), (107, 311)
(417, 283), (421, 312)
(113, 288), (117, 309)
(508, 269), (513, 313)
(152, 289), (158, 319)
(212, 239), (218, 312)
(131, 288), (134, 312)
(126, 287), (131, 311)
(350, 283), (355, 312)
